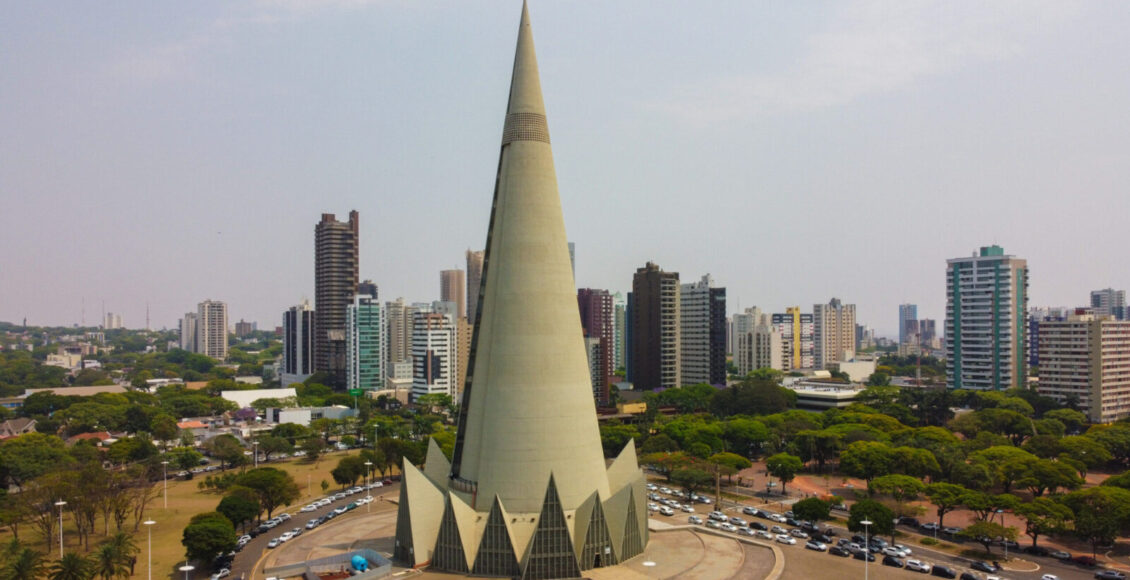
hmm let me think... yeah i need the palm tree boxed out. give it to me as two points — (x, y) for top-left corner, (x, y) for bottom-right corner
(6, 547), (46, 580)
(91, 544), (129, 580)
(50, 553), (95, 580)
(103, 532), (138, 577)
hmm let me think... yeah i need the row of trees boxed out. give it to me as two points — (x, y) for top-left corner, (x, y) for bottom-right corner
(0, 534), (140, 580)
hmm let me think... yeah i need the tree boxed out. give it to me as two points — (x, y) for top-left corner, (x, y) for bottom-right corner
(838, 441), (894, 483)
(962, 491), (1021, 523)
(1044, 408), (1088, 433)
(600, 423), (640, 458)
(669, 468), (712, 497)
(959, 520), (1017, 555)
(181, 512), (236, 565)
(639, 434), (680, 454)
(217, 494), (260, 532)
(5, 547), (46, 580)
(765, 453), (803, 494)
(869, 474), (924, 517)
(270, 423), (311, 445)
(203, 435), (247, 470)
(710, 378), (796, 417)
(924, 482), (968, 529)
(1061, 486), (1130, 558)
(256, 435), (294, 462)
(166, 446), (205, 471)
(708, 452), (751, 484)
(148, 414), (179, 447)
(300, 437), (326, 462)
(1101, 470), (1130, 490)
(331, 456), (367, 488)
(49, 552), (95, 580)
(1016, 497), (1072, 548)
(93, 533), (137, 580)
(0, 432), (72, 489)
(847, 499), (894, 542)
(791, 498), (831, 523)
(234, 468), (300, 519)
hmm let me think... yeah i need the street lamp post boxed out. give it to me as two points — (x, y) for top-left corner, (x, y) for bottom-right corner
(54, 500), (67, 558)
(144, 520), (156, 580)
(161, 461), (169, 509)
(179, 563), (194, 580)
(253, 441), (259, 468)
(364, 461), (373, 512)
(860, 519), (872, 580)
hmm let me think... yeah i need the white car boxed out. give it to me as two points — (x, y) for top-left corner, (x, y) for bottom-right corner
(299, 504), (317, 513)
(278, 532), (294, 543)
(720, 523), (738, 532)
(709, 511), (727, 521)
(278, 513), (291, 521)
(680, 504), (696, 513)
(647, 503), (659, 512)
(893, 544), (912, 556)
(306, 519), (319, 529)
(1039, 576), (1059, 580)
(738, 527), (756, 537)
(267, 538), (280, 549)
(210, 568), (231, 580)
(658, 506), (674, 516)
(755, 530), (773, 540)
(706, 520), (722, 529)
(647, 483), (658, 491)
(775, 534), (796, 545)
(770, 514), (787, 523)
(316, 498), (332, 507)
(688, 515), (703, 525)
(906, 560), (931, 572)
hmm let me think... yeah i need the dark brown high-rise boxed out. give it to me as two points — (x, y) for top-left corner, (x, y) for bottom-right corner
(577, 288), (614, 404)
(315, 211), (359, 388)
(629, 262), (680, 391)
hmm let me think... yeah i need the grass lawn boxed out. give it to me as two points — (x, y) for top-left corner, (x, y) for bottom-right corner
(4, 448), (396, 579)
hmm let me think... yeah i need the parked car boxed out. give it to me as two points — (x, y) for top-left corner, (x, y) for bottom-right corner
(738, 527), (755, 537)
(709, 511), (727, 521)
(770, 525), (787, 534)
(658, 506), (674, 516)
(1023, 545), (1050, 557)
(804, 541), (827, 552)
(306, 519), (319, 530)
(720, 523), (738, 532)
(210, 568), (231, 580)
(828, 546), (850, 557)
(853, 551), (876, 562)
(300, 504), (316, 513)
(898, 517), (920, 527)
(1040, 575), (1060, 580)
(267, 539), (280, 549)
(742, 507), (760, 517)
(906, 559), (931, 573)
(812, 533), (832, 544)
(789, 529), (809, 539)
(970, 561), (997, 573)
(278, 513), (291, 521)
(1095, 571), (1128, 580)
(1050, 550), (1072, 560)
(755, 530), (774, 540)
(729, 516), (747, 527)
(775, 535), (796, 545)
(1073, 556), (1099, 567)
(681, 504), (696, 513)
(920, 522), (940, 532)
(958, 573), (981, 580)
(749, 521), (768, 531)
(930, 565), (957, 578)
(882, 555), (905, 568)
(942, 526), (962, 536)
(688, 515), (703, 525)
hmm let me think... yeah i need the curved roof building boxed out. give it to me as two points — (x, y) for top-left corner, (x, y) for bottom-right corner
(393, 3), (648, 578)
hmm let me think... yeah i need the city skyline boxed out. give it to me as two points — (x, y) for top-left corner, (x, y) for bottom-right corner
(4, 2), (1130, 335)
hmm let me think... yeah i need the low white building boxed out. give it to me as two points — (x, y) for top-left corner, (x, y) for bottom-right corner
(266, 405), (357, 426)
(221, 388), (298, 409)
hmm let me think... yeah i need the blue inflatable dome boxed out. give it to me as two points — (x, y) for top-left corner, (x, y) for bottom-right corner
(350, 555), (368, 572)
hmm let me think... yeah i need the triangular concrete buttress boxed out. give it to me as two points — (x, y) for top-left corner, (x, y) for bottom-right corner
(471, 496), (522, 577)
(521, 475), (581, 580)
(431, 494), (470, 573)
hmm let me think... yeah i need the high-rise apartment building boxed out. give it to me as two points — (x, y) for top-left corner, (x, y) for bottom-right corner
(629, 262), (680, 390)
(1037, 312), (1130, 423)
(772, 308), (814, 370)
(103, 312), (123, 330)
(1091, 288), (1127, 320)
(385, 298), (416, 373)
(282, 300), (315, 385)
(813, 298), (856, 369)
(234, 320), (256, 338)
(733, 307), (783, 374)
(411, 311), (456, 400)
(466, 249), (484, 323)
(441, 269), (467, 321)
(346, 290), (387, 392)
(680, 275), (727, 385)
(898, 304), (918, 346)
(584, 336), (604, 403)
(946, 245), (1028, 390)
(577, 288), (614, 403)
(196, 299), (228, 360)
(314, 211), (360, 387)
(179, 313), (197, 352)
(612, 292), (626, 372)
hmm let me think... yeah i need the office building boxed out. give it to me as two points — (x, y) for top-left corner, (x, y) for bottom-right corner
(680, 275), (726, 385)
(386, 298), (417, 374)
(197, 299), (228, 360)
(578, 288), (614, 404)
(772, 308), (814, 370)
(612, 292), (626, 372)
(282, 300), (315, 386)
(347, 290), (387, 392)
(946, 245), (1028, 390)
(410, 311), (457, 400)
(440, 269), (467, 321)
(629, 262), (681, 390)
(813, 298), (856, 369)
(1092, 288), (1127, 320)
(1037, 312), (1130, 423)
(466, 249), (484, 323)
(103, 312), (122, 330)
(584, 336), (604, 403)
(396, 6), (648, 574)
(179, 313), (197, 352)
(898, 304), (917, 346)
(314, 211), (360, 387)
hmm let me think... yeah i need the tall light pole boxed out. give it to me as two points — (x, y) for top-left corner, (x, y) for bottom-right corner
(253, 441), (259, 468)
(179, 563), (194, 580)
(860, 519), (872, 580)
(144, 520), (156, 580)
(54, 500), (67, 558)
(364, 461), (373, 512)
(161, 461), (169, 509)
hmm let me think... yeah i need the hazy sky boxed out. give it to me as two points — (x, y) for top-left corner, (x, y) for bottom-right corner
(3, 1), (1128, 337)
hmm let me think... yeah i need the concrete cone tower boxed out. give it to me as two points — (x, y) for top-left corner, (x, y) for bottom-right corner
(394, 3), (648, 577)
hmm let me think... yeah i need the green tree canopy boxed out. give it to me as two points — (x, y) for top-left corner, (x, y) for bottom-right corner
(958, 520), (1017, 555)
(181, 512), (236, 565)
(1016, 497), (1072, 548)
(838, 440), (894, 483)
(791, 498), (831, 523)
(765, 452), (803, 494)
(847, 499), (895, 541)
(924, 482), (969, 529)
(234, 468), (300, 519)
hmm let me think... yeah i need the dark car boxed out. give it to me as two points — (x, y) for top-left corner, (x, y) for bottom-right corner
(898, 516), (920, 527)
(997, 539), (1020, 551)
(958, 573), (981, 580)
(248, 528), (260, 538)
(853, 551), (876, 562)
(812, 533), (832, 544)
(1095, 571), (1128, 580)
(828, 546), (850, 557)
(930, 565), (957, 578)
(785, 518), (801, 527)
(1022, 545), (1050, 557)
(749, 521), (768, 531)
(822, 527), (838, 536)
(1073, 555), (1099, 567)
(882, 555), (905, 568)
(851, 534), (867, 545)
(970, 561), (997, 573)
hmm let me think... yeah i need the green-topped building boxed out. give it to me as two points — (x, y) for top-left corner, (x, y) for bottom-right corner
(946, 245), (1029, 390)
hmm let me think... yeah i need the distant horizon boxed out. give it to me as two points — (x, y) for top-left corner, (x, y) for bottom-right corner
(4, 2), (1127, 338)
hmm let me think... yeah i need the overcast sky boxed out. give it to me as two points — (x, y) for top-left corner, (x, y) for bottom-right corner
(3, 1), (1128, 337)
